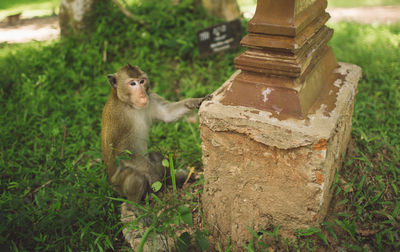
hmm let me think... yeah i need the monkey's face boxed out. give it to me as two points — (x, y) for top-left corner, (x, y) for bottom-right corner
(119, 75), (149, 109)
(107, 65), (150, 109)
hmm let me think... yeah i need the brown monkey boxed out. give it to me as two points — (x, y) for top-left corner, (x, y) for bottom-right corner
(101, 64), (207, 203)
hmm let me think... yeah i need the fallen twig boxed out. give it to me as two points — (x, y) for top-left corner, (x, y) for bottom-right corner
(110, 0), (144, 24)
(72, 152), (85, 167)
(33, 180), (53, 194)
(60, 126), (67, 159)
(103, 40), (108, 63)
(183, 167), (195, 186)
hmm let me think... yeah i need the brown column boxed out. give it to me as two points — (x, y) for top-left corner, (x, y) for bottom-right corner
(221, 0), (338, 119)
(199, 0), (361, 250)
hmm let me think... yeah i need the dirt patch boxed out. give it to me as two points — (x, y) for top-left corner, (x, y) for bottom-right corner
(327, 5), (400, 23)
(0, 16), (59, 43)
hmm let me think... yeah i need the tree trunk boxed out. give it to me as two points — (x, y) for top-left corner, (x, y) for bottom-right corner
(201, 0), (241, 21)
(59, 0), (97, 37)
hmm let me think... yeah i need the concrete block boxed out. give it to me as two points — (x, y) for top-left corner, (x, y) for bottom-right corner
(199, 62), (361, 249)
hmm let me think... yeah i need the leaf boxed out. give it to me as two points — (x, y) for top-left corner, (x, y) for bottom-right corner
(246, 227), (259, 238)
(178, 205), (190, 215)
(297, 227), (328, 245)
(297, 227), (319, 236)
(272, 225), (280, 236)
(176, 232), (191, 252)
(259, 225), (280, 238)
(178, 205), (193, 226)
(326, 227), (337, 241)
(342, 179), (354, 193)
(124, 149), (133, 155)
(354, 175), (365, 199)
(151, 193), (162, 204)
(316, 232), (329, 246)
(195, 230), (209, 251)
(334, 219), (355, 240)
(137, 226), (154, 252)
(392, 200), (400, 217)
(391, 182), (398, 195)
(115, 157), (120, 167)
(162, 159), (169, 167)
(169, 154), (177, 194)
(151, 181), (162, 192)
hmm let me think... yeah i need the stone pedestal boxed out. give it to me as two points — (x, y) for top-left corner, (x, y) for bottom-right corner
(221, 0), (339, 119)
(199, 63), (361, 249)
(199, 0), (361, 249)
(121, 203), (172, 252)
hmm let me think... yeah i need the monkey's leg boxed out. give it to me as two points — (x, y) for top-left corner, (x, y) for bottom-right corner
(121, 170), (149, 203)
(148, 152), (164, 168)
(119, 169), (156, 226)
(148, 151), (165, 180)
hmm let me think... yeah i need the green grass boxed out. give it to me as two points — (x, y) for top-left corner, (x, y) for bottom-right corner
(0, 0), (232, 250)
(246, 23), (400, 251)
(325, 22), (400, 250)
(0, 0), (399, 251)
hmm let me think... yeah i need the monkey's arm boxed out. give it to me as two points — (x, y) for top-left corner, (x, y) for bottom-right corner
(149, 92), (202, 123)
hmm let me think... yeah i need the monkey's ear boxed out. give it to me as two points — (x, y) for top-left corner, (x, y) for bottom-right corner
(107, 74), (117, 88)
(148, 80), (154, 89)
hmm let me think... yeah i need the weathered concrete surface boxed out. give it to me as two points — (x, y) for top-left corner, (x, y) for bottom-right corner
(199, 62), (361, 250)
(121, 203), (172, 252)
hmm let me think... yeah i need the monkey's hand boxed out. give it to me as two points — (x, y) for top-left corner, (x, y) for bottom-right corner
(184, 98), (203, 110)
(202, 94), (213, 102)
(184, 95), (213, 110)
(196, 94), (213, 109)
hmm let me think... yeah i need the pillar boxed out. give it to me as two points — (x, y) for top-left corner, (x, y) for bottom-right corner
(199, 0), (361, 250)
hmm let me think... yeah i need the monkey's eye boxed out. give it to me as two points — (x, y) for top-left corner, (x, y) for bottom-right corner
(129, 81), (137, 86)
(139, 79), (145, 84)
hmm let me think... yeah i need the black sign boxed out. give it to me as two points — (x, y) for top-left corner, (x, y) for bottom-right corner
(197, 19), (242, 56)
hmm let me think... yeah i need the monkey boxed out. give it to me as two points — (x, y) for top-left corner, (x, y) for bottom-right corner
(101, 64), (208, 204)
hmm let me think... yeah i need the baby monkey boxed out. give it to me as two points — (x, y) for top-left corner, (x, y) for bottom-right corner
(101, 64), (208, 203)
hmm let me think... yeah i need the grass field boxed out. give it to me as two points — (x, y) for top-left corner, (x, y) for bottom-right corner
(0, 0), (399, 251)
